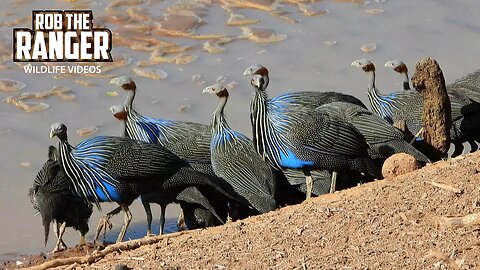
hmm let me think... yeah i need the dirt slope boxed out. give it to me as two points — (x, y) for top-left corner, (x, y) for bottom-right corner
(15, 152), (480, 269)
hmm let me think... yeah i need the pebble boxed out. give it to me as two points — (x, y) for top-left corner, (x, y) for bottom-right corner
(365, 9), (384, 14)
(21, 162), (31, 168)
(361, 43), (377, 53)
(114, 264), (132, 270)
(77, 126), (99, 137)
(178, 104), (191, 112)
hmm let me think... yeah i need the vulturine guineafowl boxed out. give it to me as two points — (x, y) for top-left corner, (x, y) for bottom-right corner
(243, 64), (367, 109)
(29, 146), (93, 253)
(244, 64), (370, 195)
(385, 59), (480, 154)
(49, 123), (233, 243)
(315, 101), (430, 163)
(352, 58), (479, 157)
(203, 83), (278, 215)
(384, 60), (412, 91)
(247, 74), (381, 199)
(110, 76), (230, 230)
(110, 104), (226, 235)
(140, 186), (224, 235)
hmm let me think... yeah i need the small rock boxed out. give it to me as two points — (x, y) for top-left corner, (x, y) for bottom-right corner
(360, 43), (377, 53)
(192, 74), (202, 81)
(178, 104), (191, 112)
(77, 126), (99, 137)
(115, 264), (132, 270)
(365, 9), (384, 14)
(323, 40), (337, 46)
(216, 75), (228, 83)
(382, 153), (422, 178)
(21, 162), (31, 168)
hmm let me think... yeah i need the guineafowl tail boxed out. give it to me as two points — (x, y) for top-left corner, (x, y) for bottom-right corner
(163, 166), (238, 202)
(41, 210), (53, 247)
(249, 195), (277, 214)
(350, 157), (383, 180)
(387, 141), (431, 163)
(370, 141), (431, 164)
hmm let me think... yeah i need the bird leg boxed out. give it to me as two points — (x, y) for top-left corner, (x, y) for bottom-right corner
(304, 171), (313, 199)
(79, 233), (86, 246)
(51, 220), (67, 252)
(452, 142), (464, 157)
(177, 211), (186, 231)
(94, 206), (122, 243)
(52, 222), (67, 253)
(330, 171), (337, 193)
(468, 140), (478, 153)
(116, 205), (132, 243)
(159, 204), (167, 235)
(142, 201), (153, 236)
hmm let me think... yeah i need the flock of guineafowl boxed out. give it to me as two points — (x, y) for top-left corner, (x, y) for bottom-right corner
(29, 58), (480, 253)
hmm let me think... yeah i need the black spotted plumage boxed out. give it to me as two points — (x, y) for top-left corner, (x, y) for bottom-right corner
(50, 123), (233, 243)
(29, 146), (92, 252)
(315, 102), (430, 163)
(384, 59), (480, 156)
(109, 78), (231, 231)
(243, 64), (367, 109)
(204, 84), (278, 214)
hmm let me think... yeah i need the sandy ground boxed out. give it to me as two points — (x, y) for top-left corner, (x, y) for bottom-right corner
(5, 151), (480, 270)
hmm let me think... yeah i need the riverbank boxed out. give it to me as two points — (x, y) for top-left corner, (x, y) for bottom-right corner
(7, 151), (480, 269)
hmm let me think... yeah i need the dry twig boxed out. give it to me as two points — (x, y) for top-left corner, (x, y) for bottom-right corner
(21, 230), (198, 270)
(424, 181), (463, 194)
(437, 212), (480, 228)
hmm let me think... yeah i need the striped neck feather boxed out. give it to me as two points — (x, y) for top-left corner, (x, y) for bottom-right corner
(366, 70), (395, 123)
(58, 138), (119, 208)
(250, 91), (291, 170)
(125, 107), (175, 145)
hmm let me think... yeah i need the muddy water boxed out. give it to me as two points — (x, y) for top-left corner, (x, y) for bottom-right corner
(0, 0), (479, 259)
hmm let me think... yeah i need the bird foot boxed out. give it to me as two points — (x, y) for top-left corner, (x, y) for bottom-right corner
(94, 215), (113, 243)
(50, 243), (67, 254)
(145, 230), (156, 237)
(79, 235), (87, 246)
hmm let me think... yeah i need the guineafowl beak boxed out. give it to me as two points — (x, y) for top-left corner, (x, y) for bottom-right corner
(202, 86), (213, 94)
(251, 74), (263, 88)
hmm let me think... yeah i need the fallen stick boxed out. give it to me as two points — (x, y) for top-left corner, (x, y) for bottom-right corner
(437, 212), (480, 228)
(425, 250), (462, 270)
(424, 181), (463, 194)
(21, 229), (199, 270)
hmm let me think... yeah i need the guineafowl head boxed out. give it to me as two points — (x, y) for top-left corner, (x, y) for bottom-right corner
(352, 59), (375, 72)
(385, 60), (408, 74)
(110, 104), (127, 120)
(110, 76), (136, 107)
(202, 83), (229, 98)
(243, 64), (268, 77)
(50, 123), (67, 141)
(110, 76), (136, 91)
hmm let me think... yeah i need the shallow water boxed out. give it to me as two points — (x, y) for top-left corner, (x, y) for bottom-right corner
(0, 0), (479, 259)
